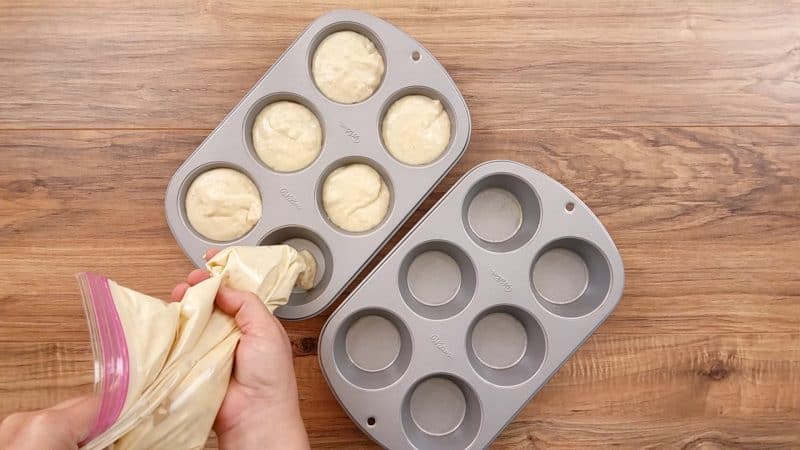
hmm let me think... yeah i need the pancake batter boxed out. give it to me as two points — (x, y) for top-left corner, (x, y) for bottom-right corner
(185, 168), (261, 242)
(312, 30), (385, 104)
(322, 163), (390, 232)
(252, 101), (322, 172)
(382, 95), (451, 165)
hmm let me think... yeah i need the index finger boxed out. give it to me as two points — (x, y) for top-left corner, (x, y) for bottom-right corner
(202, 248), (221, 261)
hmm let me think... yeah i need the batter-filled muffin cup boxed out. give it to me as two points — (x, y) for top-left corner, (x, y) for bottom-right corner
(185, 168), (262, 241)
(322, 163), (390, 232)
(312, 31), (385, 104)
(252, 101), (322, 172)
(382, 94), (451, 165)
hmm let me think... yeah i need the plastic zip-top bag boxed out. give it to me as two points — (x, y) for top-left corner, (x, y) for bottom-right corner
(76, 246), (316, 449)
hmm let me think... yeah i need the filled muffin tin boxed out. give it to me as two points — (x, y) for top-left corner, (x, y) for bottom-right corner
(319, 160), (624, 449)
(164, 10), (471, 320)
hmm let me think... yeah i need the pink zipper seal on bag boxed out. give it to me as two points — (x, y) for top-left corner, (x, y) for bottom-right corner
(78, 272), (130, 444)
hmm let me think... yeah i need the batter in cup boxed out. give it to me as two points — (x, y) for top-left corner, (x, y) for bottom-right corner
(312, 30), (385, 104)
(185, 168), (262, 241)
(322, 163), (390, 233)
(252, 101), (322, 172)
(382, 94), (451, 165)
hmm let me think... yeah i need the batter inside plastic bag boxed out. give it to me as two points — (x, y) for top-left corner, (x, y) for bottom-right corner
(81, 245), (316, 450)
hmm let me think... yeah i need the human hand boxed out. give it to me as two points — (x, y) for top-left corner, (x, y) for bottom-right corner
(170, 249), (309, 450)
(0, 396), (98, 450)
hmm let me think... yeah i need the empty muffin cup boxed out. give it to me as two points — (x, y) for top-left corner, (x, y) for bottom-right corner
(407, 251), (460, 306)
(332, 309), (412, 389)
(410, 377), (465, 435)
(462, 174), (541, 252)
(401, 375), (481, 449)
(345, 315), (401, 372)
(399, 241), (476, 320)
(467, 305), (546, 386)
(532, 248), (588, 304)
(468, 188), (521, 242)
(471, 312), (527, 369)
(531, 238), (612, 318)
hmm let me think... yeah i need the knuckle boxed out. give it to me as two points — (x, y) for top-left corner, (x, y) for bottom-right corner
(1, 412), (26, 428)
(29, 411), (58, 428)
(242, 291), (261, 304)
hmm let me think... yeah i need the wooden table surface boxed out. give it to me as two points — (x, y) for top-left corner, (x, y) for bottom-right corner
(1, 1), (799, 448)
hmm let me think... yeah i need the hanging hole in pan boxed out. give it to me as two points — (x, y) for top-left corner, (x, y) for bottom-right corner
(565, 202), (575, 212)
(412, 50), (420, 61)
(367, 416), (376, 427)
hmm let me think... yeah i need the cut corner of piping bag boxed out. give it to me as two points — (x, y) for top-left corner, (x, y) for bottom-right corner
(205, 246), (234, 272)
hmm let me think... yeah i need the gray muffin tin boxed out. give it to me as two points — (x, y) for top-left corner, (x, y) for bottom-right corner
(319, 160), (624, 449)
(164, 10), (471, 320)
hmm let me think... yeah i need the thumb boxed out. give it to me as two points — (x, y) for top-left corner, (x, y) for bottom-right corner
(214, 286), (278, 337)
(48, 395), (100, 444)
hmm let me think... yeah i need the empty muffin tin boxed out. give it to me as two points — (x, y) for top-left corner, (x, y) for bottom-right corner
(164, 10), (471, 319)
(319, 160), (624, 449)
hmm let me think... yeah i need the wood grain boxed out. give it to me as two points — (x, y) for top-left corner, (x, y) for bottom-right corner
(1, 1), (799, 448)
(2, 336), (799, 448)
(1, 1), (799, 130)
(1, 126), (799, 448)
(1, 127), (798, 340)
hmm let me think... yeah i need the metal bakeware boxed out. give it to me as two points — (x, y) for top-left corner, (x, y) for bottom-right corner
(164, 10), (471, 319)
(320, 160), (624, 449)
